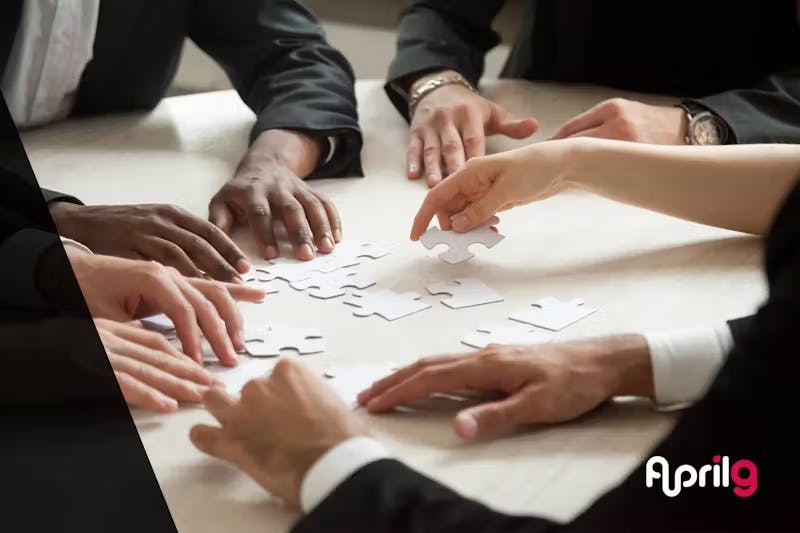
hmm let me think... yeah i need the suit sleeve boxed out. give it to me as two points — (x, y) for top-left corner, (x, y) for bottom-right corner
(385, 0), (508, 121)
(294, 181), (800, 532)
(187, 0), (362, 178)
(690, 69), (800, 144)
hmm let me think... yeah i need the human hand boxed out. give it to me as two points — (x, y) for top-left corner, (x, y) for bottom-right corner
(209, 129), (341, 261)
(408, 71), (538, 187)
(68, 250), (266, 365)
(551, 98), (687, 144)
(96, 318), (217, 413)
(410, 139), (577, 238)
(358, 336), (653, 441)
(49, 202), (249, 282)
(190, 358), (366, 508)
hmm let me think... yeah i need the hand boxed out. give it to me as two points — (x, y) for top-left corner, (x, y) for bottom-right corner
(209, 129), (342, 261)
(358, 336), (653, 441)
(551, 98), (687, 144)
(68, 250), (266, 365)
(96, 318), (217, 413)
(410, 140), (577, 238)
(407, 71), (538, 187)
(49, 202), (249, 282)
(190, 358), (366, 508)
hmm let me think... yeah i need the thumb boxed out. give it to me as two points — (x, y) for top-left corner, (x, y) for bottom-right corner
(453, 395), (523, 441)
(209, 200), (234, 234)
(450, 188), (505, 233)
(487, 105), (538, 139)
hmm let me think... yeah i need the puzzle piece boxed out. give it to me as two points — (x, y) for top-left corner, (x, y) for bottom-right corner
(257, 241), (390, 283)
(344, 289), (431, 321)
(509, 297), (597, 331)
(140, 313), (175, 333)
(426, 277), (503, 309)
(323, 364), (395, 408)
(243, 321), (325, 357)
(289, 268), (376, 299)
(419, 224), (505, 264)
(242, 268), (280, 294)
(462, 322), (554, 349)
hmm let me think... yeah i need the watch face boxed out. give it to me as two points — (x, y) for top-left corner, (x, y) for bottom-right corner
(692, 113), (724, 145)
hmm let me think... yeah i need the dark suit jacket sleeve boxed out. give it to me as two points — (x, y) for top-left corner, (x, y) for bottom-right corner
(385, 0), (508, 121)
(41, 188), (82, 205)
(186, 0), (362, 178)
(689, 68), (800, 144)
(294, 181), (800, 532)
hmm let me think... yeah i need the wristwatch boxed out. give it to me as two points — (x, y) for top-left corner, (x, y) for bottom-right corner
(408, 73), (476, 117)
(679, 102), (731, 145)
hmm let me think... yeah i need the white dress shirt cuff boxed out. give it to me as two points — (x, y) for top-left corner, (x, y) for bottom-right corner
(60, 236), (92, 254)
(300, 436), (389, 513)
(322, 136), (336, 166)
(645, 324), (734, 410)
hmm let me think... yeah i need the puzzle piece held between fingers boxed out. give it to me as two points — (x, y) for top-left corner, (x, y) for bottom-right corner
(290, 268), (376, 299)
(462, 323), (554, 349)
(141, 313), (175, 333)
(509, 297), (597, 331)
(426, 277), (503, 309)
(419, 224), (505, 264)
(344, 289), (431, 321)
(244, 322), (325, 357)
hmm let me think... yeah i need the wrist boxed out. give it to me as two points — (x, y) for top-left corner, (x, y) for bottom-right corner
(241, 129), (321, 179)
(49, 201), (82, 237)
(589, 334), (655, 398)
(410, 69), (460, 94)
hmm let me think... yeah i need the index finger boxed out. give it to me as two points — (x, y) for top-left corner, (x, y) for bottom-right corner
(410, 176), (467, 240)
(174, 209), (249, 276)
(140, 269), (203, 362)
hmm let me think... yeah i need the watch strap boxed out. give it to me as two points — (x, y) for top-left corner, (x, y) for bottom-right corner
(408, 73), (476, 117)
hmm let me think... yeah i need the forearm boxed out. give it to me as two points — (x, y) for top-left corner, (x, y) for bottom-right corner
(566, 140), (800, 235)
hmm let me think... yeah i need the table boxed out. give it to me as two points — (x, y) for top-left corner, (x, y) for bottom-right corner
(21, 80), (766, 532)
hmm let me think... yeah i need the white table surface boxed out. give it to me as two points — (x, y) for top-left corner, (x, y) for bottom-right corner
(21, 80), (766, 532)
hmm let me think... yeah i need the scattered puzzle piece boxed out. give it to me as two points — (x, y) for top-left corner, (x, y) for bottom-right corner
(141, 313), (175, 333)
(509, 297), (597, 331)
(290, 268), (376, 299)
(344, 289), (431, 321)
(257, 241), (390, 283)
(242, 268), (280, 294)
(243, 321), (325, 357)
(462, 322), (554, 349)
(323, 364), (395, 408)
(426, 277), (503, 309)
(419, 223), (504, 264)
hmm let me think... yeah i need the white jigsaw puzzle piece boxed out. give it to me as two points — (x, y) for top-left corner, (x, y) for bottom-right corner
(323, 364), (394, 408)
(242, 267), (281, 294)
(289, 268), (376, 299)
(426, 277), (503, 309)
(462, 322), (554, 349)
(509, 297), (597, 331)
(140, 313), (175, 333)
(257, 241), (390, 283)
(344, 289), (431, 321)
(243, 321), (325, 357)
(419, 223), (505, 264)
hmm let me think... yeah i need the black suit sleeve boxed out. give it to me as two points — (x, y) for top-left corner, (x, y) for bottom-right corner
(385, 0), (508, 121)
(690, 69), (800, 144)
(294, 180), (800, 532)
(186, 0), (362, 178)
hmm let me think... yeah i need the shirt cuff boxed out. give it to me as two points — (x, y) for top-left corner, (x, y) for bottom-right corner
(300, 436), (389, 513)
(645, 324), (734, 410)
(59, 236), (92, 254)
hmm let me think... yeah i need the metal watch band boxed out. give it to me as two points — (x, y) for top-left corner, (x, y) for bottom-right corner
(408, 74), (476, 117)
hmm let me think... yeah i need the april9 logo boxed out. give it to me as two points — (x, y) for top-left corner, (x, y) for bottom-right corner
(646, 455), (758, 498)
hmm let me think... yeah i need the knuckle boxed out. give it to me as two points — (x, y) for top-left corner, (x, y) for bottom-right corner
(157, 204), (182, 218)
(606, 98), (628, 114)
(241, 380), (263, 400)
(441, 141), (461, 155)
(188, 235), (212, 254)
(280, 201), (303, 216)
(247, 203), (271, 218)
(423, 145), (440, 158)
(462, 136), (481, 149)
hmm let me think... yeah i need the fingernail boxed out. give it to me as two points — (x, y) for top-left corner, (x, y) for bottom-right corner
(320, 237), (334, 253)
(162, 398), (179, 411)
(456, 412), (479, 440)
(357, 388), (371, 404)
(236, 258), (250, 273)
(231, 275), (244, 285)
(265, 246), (278, 259)
(300, 244), (314, 259)
(333, 228), (342, 242)
(450, 214), (470, 232)
(409, 162), (418, 174)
